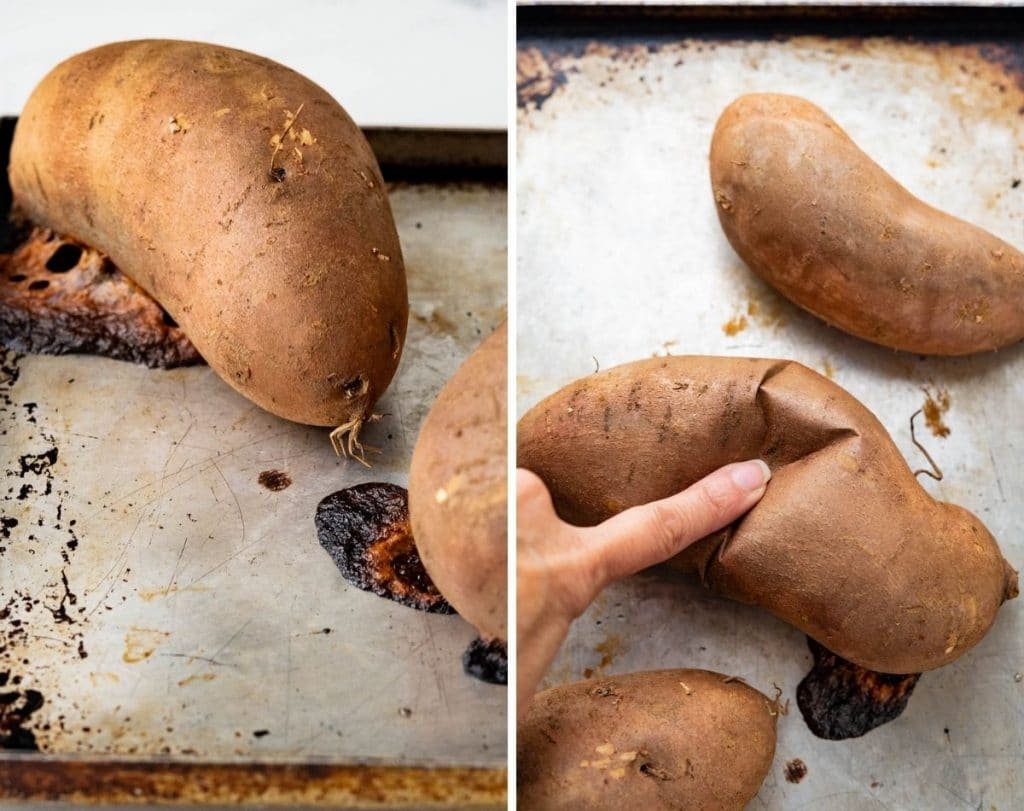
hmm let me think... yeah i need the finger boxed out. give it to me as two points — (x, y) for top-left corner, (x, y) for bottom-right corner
(585, 459), (771, 584)
(517, 468), (554, 514)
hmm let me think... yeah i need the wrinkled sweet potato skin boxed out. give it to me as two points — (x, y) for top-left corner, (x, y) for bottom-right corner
(517, 356), (1018, 674)
(518, 669), (777, 811)
(409, 322), (507, 640)
(9, 40), (407, 426)
(710, 93), (1024, 355)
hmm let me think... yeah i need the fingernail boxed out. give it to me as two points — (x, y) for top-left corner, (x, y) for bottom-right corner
(731, 459), (771, 492)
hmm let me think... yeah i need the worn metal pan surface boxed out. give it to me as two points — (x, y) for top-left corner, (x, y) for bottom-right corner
(0, 121), (507, 808)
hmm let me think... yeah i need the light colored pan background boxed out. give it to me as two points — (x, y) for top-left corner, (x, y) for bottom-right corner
(0, 0), (507, 129)
(517, 33), (1024, 810)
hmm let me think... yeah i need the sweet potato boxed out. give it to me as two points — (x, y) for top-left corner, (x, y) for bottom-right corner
(409, 321), (507, 640)
(710, 93), (1024, 355)
(9, 40), (407, 438)
(518, 669), (777, 811)
(517, 356), (1018, 674)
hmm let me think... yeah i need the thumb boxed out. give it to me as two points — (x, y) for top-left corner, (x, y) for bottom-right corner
(584, 459), (771, 585)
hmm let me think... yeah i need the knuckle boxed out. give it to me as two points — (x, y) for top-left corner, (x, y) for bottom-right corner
(647, 499), (696, 557)
(697, 475), (743, 517)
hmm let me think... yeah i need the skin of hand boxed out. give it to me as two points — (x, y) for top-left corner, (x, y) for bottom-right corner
(516, 459), (771, 716)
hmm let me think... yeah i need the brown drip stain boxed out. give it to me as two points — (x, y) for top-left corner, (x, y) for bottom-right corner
(122, 627), (170, 664)
(258, 469), (292, 492)
(784, 758), (808, 783)
(583, 634), (625, 679)
(722, 314), (749, 336)
(921, 387), (951, 438)
(411, 310), (458, 338)
(723, 297), (787, 337)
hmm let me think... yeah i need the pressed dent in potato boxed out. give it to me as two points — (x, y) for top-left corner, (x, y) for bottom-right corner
(9, 40), (407, 436)
(518, 669), (778, 811)
(710, 93), (1024, 355)
(408, 322), (508, 642)
(517, 356), (1018, 674)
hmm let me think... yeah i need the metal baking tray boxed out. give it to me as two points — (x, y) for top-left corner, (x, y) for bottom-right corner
(0, 122), (507, 808)
(517, 5), (1023, 809)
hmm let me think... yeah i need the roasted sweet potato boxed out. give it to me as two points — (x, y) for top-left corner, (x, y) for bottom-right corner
(519, 669), (777, 811)
(517, 356), (1017, 674)
(9, 40), (407, 436)
(409, 321), (507, 641)
(710, 93), (1024, 355)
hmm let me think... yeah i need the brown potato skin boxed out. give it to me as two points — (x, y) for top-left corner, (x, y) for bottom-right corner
(409, 322), (507, 640)
(519, 669), (777, 811)
(9, 40), (407, 426)
(710, 93), (1024, 355)
(517, 356), (1018, 674)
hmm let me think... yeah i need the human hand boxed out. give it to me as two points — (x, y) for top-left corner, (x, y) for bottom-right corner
(516, 459), (771, 716)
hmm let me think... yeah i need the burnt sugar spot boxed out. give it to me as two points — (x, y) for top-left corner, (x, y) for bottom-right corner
(18, 447), (57, 477)
(258, 469), (291, 492)
(315, 483), (453, 614)
(0, 226), (202, 369)
(797, 637), (920, 740)
(784, 758), (808, 783)
(463, 637), (507, 685)
(0, 685), (44, 750)
(517, 47), (570, 110)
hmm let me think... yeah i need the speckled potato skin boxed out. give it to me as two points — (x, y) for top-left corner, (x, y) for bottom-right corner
(409, 322), (507, 640)
(9, 40), (407, 426)
(710, 93), (1024, 356)
(519, 669), (777, 811)
(517, 356), (1018, 674)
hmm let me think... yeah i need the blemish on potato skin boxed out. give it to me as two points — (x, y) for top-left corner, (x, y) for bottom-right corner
(168, 114), (190, 134)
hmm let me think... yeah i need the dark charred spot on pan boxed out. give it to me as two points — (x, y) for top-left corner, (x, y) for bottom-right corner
(462, 637), (507, 685)
(258, 469), (292, 492)
(0, 685), (44, 750)
(796, 637), (920, 740)
(516, 47), (571, 110)
(315, 483), (454, 614)
(784, 758), (808, 783)
(44, 244), (82, 273)
(0, 224), (202, 368)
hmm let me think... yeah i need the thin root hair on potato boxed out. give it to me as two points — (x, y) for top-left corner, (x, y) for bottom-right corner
(330, 413), (383, 466)
(269, 102), (304, 179)
(910, 408), (943, 481)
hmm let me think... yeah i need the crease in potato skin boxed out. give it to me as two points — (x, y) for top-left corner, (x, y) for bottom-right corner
(408, 321), (508, 641)
(518, 669), (778, 811)
(517, 356), (1018, 675)
(9, 40), (408, 426)
(710, 93), (1024, 355)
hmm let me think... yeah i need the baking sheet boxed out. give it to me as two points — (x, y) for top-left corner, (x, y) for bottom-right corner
(517, 8), (1023, 809)
(0, 127), (507, 805)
